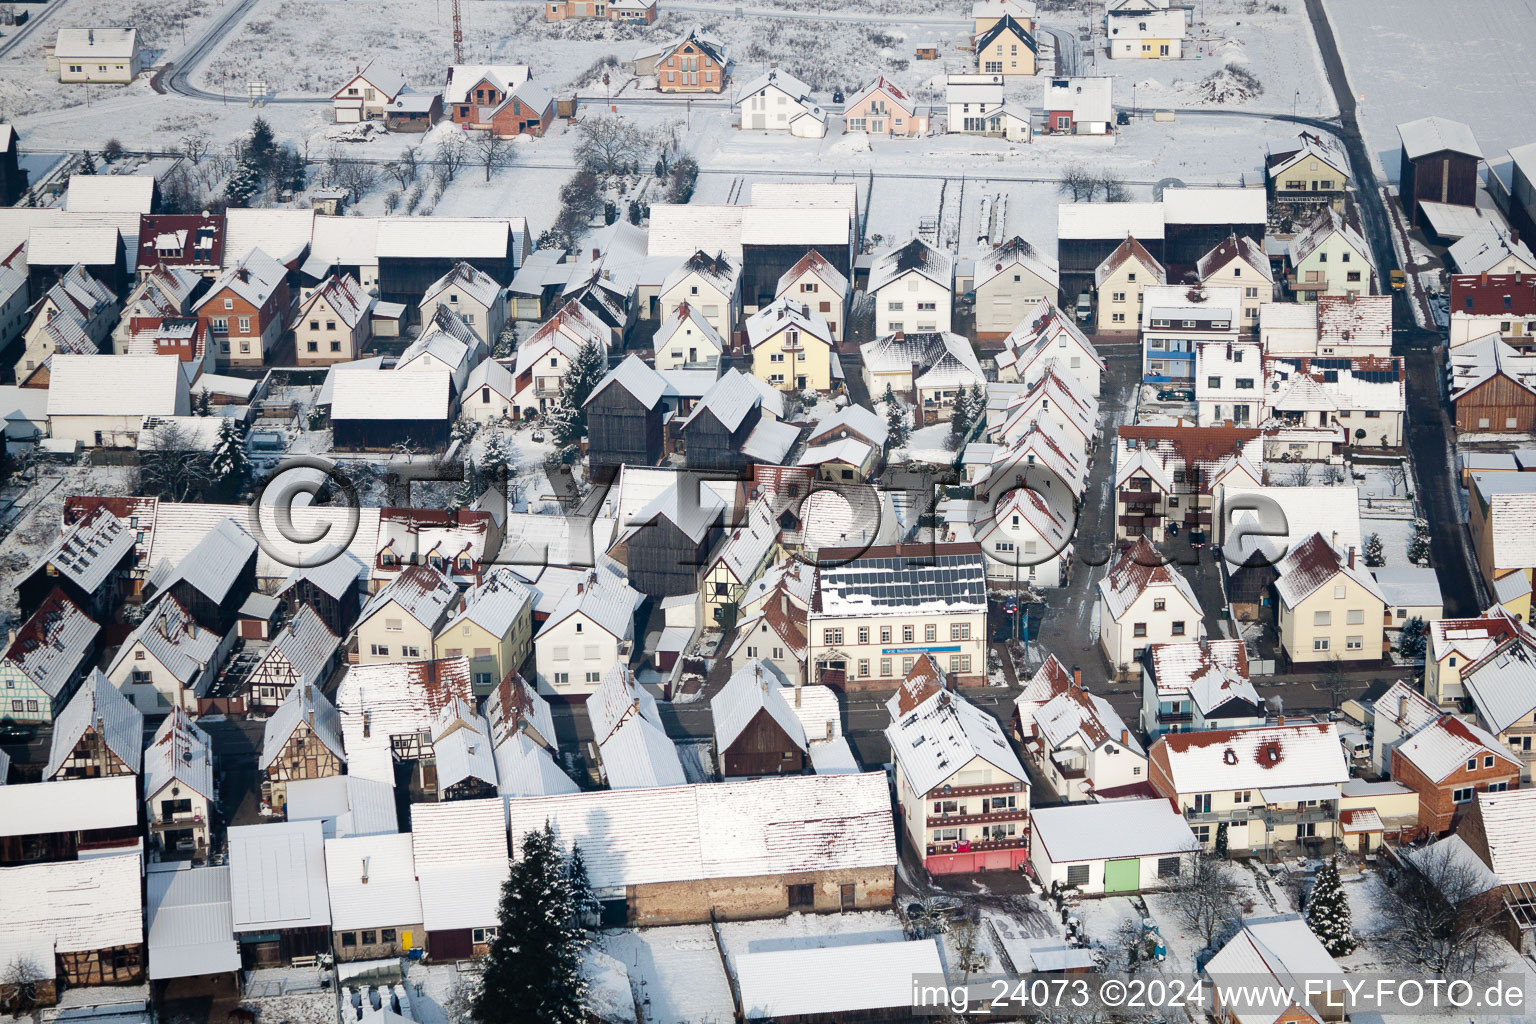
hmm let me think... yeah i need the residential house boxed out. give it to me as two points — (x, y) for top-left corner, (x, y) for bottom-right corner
(395, 309), (488, 396)
(1023, 685), (1148, 801)
(442, 64), (532, 123)
(585, 355), (668, 481)
(354, 563), (460, 666)
(1042, 77), (1112, 135)
(143, 708), (215, 859)
(734, 69), (826, 138)
(106, 594), (227, 713)
(227, 820), (332, 965)
(1104, 0), (1186, 59)
(1424, 608), (1527, 708)
(727, 579), (810, 686)
(1317, 293), (1391, 355)
(0, 854), (143, 1002)
(1148, 720), (1351, 851)
(372, 508), (493, 588)
(507, 773), (894, 925)
(0, 775), (140, 866)
(143, 517), (258, 636)
(589, 664), (685, 789)
(1448, 273), (1536, 348)
(1206, 917), (1343, 1024)
(776, 249), (849, 343)
(1459, 635), (1536, 781)
(712, 660), (810, 777)
(746, 296), (836, 392)
(651, 301), (726, 369)
(1449, 227), (1536, 277)
(1398, 116), (1482, 226)
(385, 89), (443, 132)
(975, 15), (1037, 76)
(1266, 131), (1350, 212)
(869, 238), (953, 336)
(487, 672), (577, 798)
(1285, 206), (1374, 299)
(700, 499), (779, 621)
(325, 833), (424, 962)
(419, 261), (508, 346)
(334, 657), (476, 787)
(17, 504), (134, 622)
(532, 567), (643, 697)
(293, 273), (373, 365)
(0, 262), (30, 358)
(513, 299), (612, 417)
(276, 550), (365, 639)
(1029, 800), (1196, 894)
(428, 699), (498, 800)
(1140, 284), (1242, 382)
(806, 543), (989, 690)
(997, 297), (1106, 395)
(886, 682), (1029, 874)
(48, 28), (140, 83)
(1111, 423), (1262, 542)
(193, 248), (291, 366)
(1468, 472), (1536, 602)
(989, 368), (1097, 457)
(1265, 353), (1406, 447)
(461, 358), (518, 426)
(258, 683), (346, 813)
(973, 0), (1036, 36)
(411, 800), (509, 960)
(1094, 235), (1167, 333)
(1392, 713), (1520, 834)
(44, 670), (142, 781)
(0, 590), (99, 726)
(1273, 532), (1386, 666)
(13, 265), (119, 384)
(973, 237), (1059, 340)
(861, 331), (985, 424)
(679, 369), (797, 471)
(843, 76), (928, 137)
(1097, 538), (1204, 672)
(1449, 333), (1536, 433)
(949, 477), (1074, 588)
(331, 66), (408, 122)
(1197, 233), (1273, 331)
(1455, 788), (1536, 954)
(660, 250), (740, 344)
(444, 68), (551, 137)
(945, 73), (1003, 135)
(245, 606), (342, 714)
(136, 214), (225, 279)
(646, 29), (728, 94)
(431, 568), (534, 695)
(1141, 639), (1264, 739)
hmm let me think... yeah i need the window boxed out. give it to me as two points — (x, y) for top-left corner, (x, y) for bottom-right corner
(858, 659), (870, 677)
(880, 658), (892, 676)
(1065, 864), (1090, 887)
(1133, 622), (1147, 637)
(1453, 787), (1475, 804)
(342, 933), (358, 947)
(1488, 781), (1510, 793)
(1346, 636), (1362, 650)
(787, 883), (815, 909)
(951, 623), (970, 640)
(950, 654), (971, 674)
(881, 626), (892, 643)
(1171, 621), (1186, 636)
(1157, 856), (1182, 879)
(384, 617), (403, 632)
(369, 645), (389, 657)
(823, 628), (843, 645)
(1334, 585), (1347, 599)
(924, 624), (937, 642)
(362, 931), (377, 945)
(857, 626), (870, 644)
(1313, 638), (1330, 651)
(1153, 599), (1166, 612)
(903, 625), (914, 643)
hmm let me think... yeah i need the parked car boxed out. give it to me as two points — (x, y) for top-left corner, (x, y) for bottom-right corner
(1116, 110), (1131, 126)
(1156, 388), (1194, 402)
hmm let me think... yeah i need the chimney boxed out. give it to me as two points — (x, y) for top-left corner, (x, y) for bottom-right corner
(88, 29), (94, 45)
(305, 684), (313, 703)
(362, 711), (372, 739)
(308, 707), (316, 729)
(1348, 546), (1356, 569)
(1397, 693), (1407, 723)
(1121, 728), (1129, 746)
(361, 856), (371, 884)
(1482, 271), (1490, 285)
(795, 686), (802, 708)
(1071, 665), (1082, 690)
(1277, 714), (1286, 726)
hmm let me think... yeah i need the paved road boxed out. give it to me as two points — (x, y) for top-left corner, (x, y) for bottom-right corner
(1301, 0), (1482, 617)
(0, 0), (69, 59)
(157, 0), (327, 104)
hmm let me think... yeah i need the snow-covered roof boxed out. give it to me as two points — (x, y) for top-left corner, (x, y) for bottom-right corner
(506, 773), (895, 895)
(1462, 635), (1536, 734)
(411, 799), (509, 932)
(973, 235), (1059, 292)
(1031, 798), (1196, 863)
(325, 832), (421, 931)
(745, 296), (834, 351)
(1043, 76), (1112, 122)
(1217, 483), (1363, 568)
(194, 247), (287, 311)
(65, 174), (155, 214)
(777, 247), (851, 300)
(867, 238), (953, 294)
(1151, 721), (1349, 794)
(422, 260), (505, 310)
(1162, 186), (1267, 227)
(443, 64), (531, 104)
(1147, 640), (1259, 715)
(679, 367), (784, 432)
(1289, 206), (1370, 268)
(887, 688), (1026, 795)
(1394, 714), (1515, 783)
(53, 28), (137, 59)
(809, 402), (888, 449)
(431, 702), (498, 795)
(331, 367), (452, 421)
(1034, 687), (1142, 755)
(439, 567), (530, 641)
(1205, 915), (1341, 1024)
(494, 731), (579, 798)
(586, 353), (668, 410)
(1060, 202), (1163, 241)
(1273, 531), (1385, 608)
(227, 820), (331, 931)
(1097, 536), (1200, 622)
(733, 67), (814, 104)
(107, 593), (220, 687)
(146, 516), (256, 607)
(45, 670), (142, 780)
(0, 852), (142, 978)
(259, 673), (344, 770)
(0, 774), (137, 838)
(1471, 788), (1536, 884)
(536, 566), (641, 643)
(589, 665), (685, 790)
(1450, 227), (1536, 276)
(816, 543), (986, 617)
(6, 589), (99, 701)
(736, 939), (944, 1019)
(1197, 232), (1273, 283)
(335, 658), (475, 783)
(1398, 115), (1482, 160)
(1266, 130), (1348, 179)
(712, 660), (807, 754)
(143, 708), (214, 803)
(1370, 566), (1443, 610)
(146, 864), (242, 981)
(46, 354), (185, 417)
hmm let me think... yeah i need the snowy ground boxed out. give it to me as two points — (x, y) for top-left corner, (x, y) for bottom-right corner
(599, 925), (734, 1024)
(716, 909), (907, 959)
(1322, 0), (1536, 179)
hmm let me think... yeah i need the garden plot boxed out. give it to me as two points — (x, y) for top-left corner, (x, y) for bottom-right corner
(1087, 0), (1335, 118)
(1322, 0), (1536, 178)
(598, 926), (734, 1024)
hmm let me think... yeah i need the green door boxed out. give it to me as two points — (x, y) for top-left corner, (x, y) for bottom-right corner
(1103, 858), (1140, 893)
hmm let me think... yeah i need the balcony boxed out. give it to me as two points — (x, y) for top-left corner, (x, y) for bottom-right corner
(1184, 806), (1252, 825)
(1157, 709), (1194, 724)
(1286, 271), (1327, 293)
(926, 808), (1029, 829)
(1118, 490), (1162, 507)
(1263, 805), (1335, 827)
(926, 836), (1027, 857)
(927, 780), (1025, 798)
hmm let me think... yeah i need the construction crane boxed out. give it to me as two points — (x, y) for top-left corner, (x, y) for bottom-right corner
(451, 0), (464, 64)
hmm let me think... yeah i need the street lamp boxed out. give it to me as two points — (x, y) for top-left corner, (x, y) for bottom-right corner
(1293, 90), (1299, 119)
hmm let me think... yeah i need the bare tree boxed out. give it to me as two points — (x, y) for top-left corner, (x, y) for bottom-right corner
(574, 115), (645, 176)
(0, 956), (47, 1014)
(1057, 165), (1098, 203)
(180, 132), (211, 165)
(949, 917), (990, 986)
(435, 132), (468, 183)
(1166, 847), (1242, 950)
(139, 421), (211, 502)
(1098, 170), (1129, 203)
(1319, 654), (1350, 710)
(384, 157), (416, 190)
(473, 132), (516, 182)
(1375, 841), (1509, 978)
(1290, 461), (1315, 486)
(399, 145), (419, 181)
(1385, 461), (1408, 496)
(332, 160), (378, 202)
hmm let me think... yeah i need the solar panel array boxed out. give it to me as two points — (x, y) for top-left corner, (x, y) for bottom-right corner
(821, 551), (986, 608)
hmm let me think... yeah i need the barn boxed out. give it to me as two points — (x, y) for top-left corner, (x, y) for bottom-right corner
(1398, 116), (1482, 228)
(330, 369), (454, 451)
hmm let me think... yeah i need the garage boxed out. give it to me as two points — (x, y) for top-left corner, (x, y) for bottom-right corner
(334, 104), (362, 123)
(1103, 858), (1140, 893)
(1029, 798), (1199, 895)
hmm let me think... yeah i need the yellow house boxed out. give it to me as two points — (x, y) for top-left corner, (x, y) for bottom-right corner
(355, 564), (460, 666)
(746, 296), (836, 392)
(293, 273), (374, 366)
(1274, 533), (1386, 665)
(973, 0), (1035, 37)
(1424, 609), (1527, 707)
(1286, 206), (1373, 299)
(975, 15), (1037, 77)
(1094, 236), (1166, 332)
(1267, 133), (1350, 208)
(432, 569), (534, 695)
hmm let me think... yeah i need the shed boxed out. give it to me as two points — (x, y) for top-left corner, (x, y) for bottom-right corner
(1028, 798), (1197, 894)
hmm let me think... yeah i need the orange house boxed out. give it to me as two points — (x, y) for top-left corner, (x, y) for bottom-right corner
(654, 34), (727, 94)
(1391, 715), (1521, 835)
(486, 83), (555, 138)
(191, 249), (291, 367)
(445, 65), (532, 127)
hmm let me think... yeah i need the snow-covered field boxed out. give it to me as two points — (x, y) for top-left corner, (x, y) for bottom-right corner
(599, 925), (734, 1023)
(1322, 0), (1536, 179)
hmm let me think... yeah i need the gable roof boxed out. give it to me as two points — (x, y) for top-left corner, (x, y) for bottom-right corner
(1273, 531), (1385, 608)
(194, 248), (287, 311)
(1095, 235), (1167, 288)
(1289, 205), (1370, 266)
(1449, 228), (1536, 276)
(53, 28), (138, 59)
(1197, 233), (1273, 283)
(590, 665), (685, 789)
(143, 707), (215, 801)
(358, 562), (458, 630)
(1148, 640), (1259, 714)
(1471, 788), (1536, 884)
(227, 820), (331, 930)
(5, 589), (99, 700)
(1152, 721), (1349, 794)
(1398, 115), (1482, 160)
(259, 677), (345, 770)
(974, 235), (1060, 291)
(411, 799), (509, 931)
(778, 248), (851, 300)
(297, 273), (372, 330)
(45, 669), (142, 779)
(0, 853), (143, 976)
(443, 64), (531, 104)
(334, 65), (407, 100)
(536, 566), (642, 642)
(843, 76), (915, 117)
(867, 238), (953, 294)
(335, 658), (476, 783)
(586, 353), (667, 410)
(886, 689), (1027, 795)
(712, 660), (807, 753)
(47, 354), (186, 417)
(1461, 633), (1536, 733)
(1097, 536), (1201, 621)
(146, 517), (256, 607)
(975, 14), (1038, 53)
(107, 593), (220, 685)
(1394, 714), (1517, 783)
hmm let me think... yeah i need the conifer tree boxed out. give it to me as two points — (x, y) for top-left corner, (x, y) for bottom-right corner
(1213, 821), (1229, 859)
(208, 419), (250, 500)
(884, 383), (909, 450)
(549, 339), (606, 451)
(1304, 858), (1356, 956)
(1363, 532), (1385, 568)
